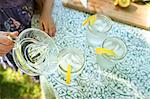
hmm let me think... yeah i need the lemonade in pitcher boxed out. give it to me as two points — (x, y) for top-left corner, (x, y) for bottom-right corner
(13, 28), (59, 76)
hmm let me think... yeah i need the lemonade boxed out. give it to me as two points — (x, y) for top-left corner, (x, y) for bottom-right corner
(87, 14), (112, 48)
(96, 37), (127, 70)
(58, 48), (85, 76)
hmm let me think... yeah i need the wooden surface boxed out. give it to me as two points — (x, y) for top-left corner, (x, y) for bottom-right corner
(62, 0), (150, 30)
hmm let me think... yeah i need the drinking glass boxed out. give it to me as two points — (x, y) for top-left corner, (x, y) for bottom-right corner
(86, 14), (112, 48)
(57, 47), (85, 78)
(96, 37), (127, 70)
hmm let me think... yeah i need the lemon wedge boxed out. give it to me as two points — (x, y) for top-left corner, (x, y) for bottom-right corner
(95, 48), (116, 56)
(66, 64), (71, 84)
(82, 15), (96, 26)
(89, 15), (96, 26)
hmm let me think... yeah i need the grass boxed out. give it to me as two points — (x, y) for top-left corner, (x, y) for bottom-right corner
(0, 66), (41, 99)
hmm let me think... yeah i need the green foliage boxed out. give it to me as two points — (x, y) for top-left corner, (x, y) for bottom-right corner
(0, 66), (41, 99)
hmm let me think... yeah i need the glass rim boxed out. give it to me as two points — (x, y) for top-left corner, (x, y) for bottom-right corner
(102, 37), (127, 61)
(88, 14), (112, 35)
(17, 28), (50, 41)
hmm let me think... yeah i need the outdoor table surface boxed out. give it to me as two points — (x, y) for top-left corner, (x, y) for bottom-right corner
(32, 0), (150, 98)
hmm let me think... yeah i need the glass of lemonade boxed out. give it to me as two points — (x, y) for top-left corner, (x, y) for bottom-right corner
(87, 14), (112, 48)
(57, 48), (85, 77)
(96, 37), (127, 70)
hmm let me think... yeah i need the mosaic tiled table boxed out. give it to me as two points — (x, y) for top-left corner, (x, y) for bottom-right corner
(32, 0), (150, 98)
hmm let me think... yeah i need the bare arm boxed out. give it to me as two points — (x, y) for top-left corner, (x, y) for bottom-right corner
(41, 0), (54, 15)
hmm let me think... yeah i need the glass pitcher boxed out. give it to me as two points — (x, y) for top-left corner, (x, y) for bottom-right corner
(13, 28), (59, 76)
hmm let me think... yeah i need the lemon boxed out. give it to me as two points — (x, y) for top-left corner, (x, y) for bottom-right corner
(82, 15), (96, 26)
(89, 15), (96, 26)
(95, 48), (116, 56)
(114, 0), (119, 6)
(66, 64), (71, 84)
(118, 0), (131, 8)
(146, 2), (150, 7)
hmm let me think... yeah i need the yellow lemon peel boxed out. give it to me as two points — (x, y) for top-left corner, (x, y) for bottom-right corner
(114, 0), (130, 8)
(82, 15), (96, 26)
(95, 48), (116, 56)
(66, 64), (71, 84)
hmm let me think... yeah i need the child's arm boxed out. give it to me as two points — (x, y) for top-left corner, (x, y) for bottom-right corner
(39, 0), (56, 37)
(42, 0), (53, 15)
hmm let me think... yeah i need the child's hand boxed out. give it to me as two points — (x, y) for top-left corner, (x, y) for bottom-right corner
(0, 31), (18, 56)
(38, 0), (56, 37)
(39, 13), (56, 37)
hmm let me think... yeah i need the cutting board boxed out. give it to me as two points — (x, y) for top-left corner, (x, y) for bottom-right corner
(62, 0), (150, 30)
